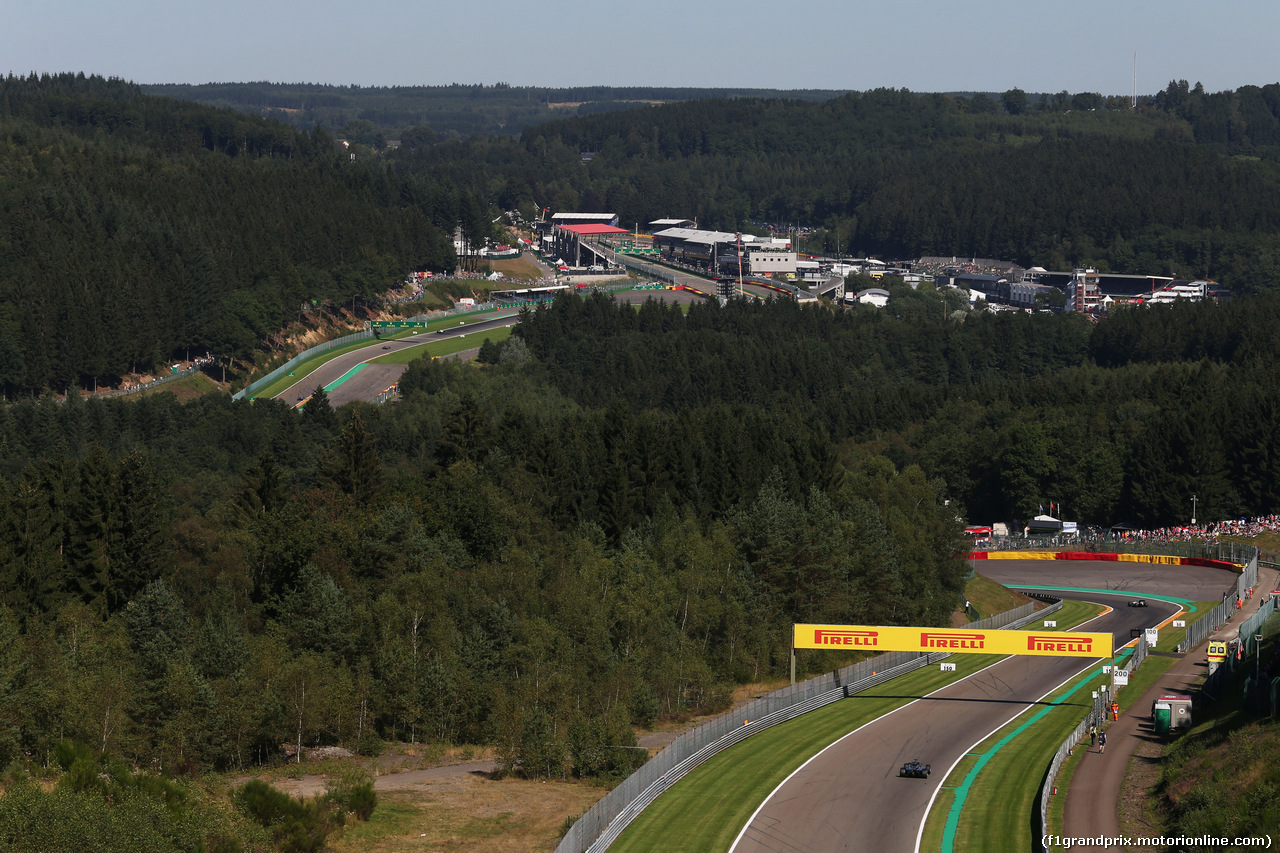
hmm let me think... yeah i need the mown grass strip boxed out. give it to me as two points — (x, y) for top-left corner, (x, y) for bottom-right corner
(612, 601), (1099, 853)
(369, 326), (512, 365)
(610, 654), (1006, 853)
(927, 600), (1174, 853)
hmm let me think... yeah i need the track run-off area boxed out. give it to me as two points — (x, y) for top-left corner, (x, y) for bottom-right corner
(600, 551), (1252, 853)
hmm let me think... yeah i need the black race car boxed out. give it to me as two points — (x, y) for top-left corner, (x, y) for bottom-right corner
(899, 759), (931, 778)
(1127, 599), (1148, 607)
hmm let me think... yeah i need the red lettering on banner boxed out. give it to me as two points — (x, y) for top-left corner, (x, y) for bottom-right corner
(813, 630), (879, 647)
(1026, 635), (1093, 653)
(920, 632), (985, 650)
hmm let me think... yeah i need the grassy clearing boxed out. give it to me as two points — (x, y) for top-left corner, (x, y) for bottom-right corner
(120, 371), (225, 403)
(965, 573), (1034, 622)
(486, 255), (550, 282)
(329, 779), (603, 853)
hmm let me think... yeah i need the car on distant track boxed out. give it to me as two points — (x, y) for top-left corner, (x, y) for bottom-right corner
(1128, 599), (1148, 607)
(381, 345), (391, 350)
(899, 759), (931, 778)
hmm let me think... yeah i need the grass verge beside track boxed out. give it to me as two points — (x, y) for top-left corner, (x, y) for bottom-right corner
(370, 326), (512, 365)
(610, 653), (1008, 853)
(611, 601), (1100, 853)
(1145, 601), (1220, 653)
(1042, 653), (1177, 849)
(921, 600), (1173, 853)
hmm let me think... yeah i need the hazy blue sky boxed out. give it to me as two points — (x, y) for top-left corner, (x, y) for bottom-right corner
(5, 0), (1276, 95)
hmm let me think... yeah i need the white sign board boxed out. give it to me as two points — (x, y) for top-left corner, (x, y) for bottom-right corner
(1113, 669), (1130, 686)
(940, 663), (956, 672)
(1144, 628), (1159, 646)
(1044, 620), (1057, 628)
(1173, 620), (1185, 628)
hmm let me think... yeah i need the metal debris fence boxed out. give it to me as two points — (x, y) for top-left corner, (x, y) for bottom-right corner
(1038, 551), (1260, 850)
(1177, 554), (1259, 652)
(232, 330), (374, 401)
(556, 600), (1057, 853)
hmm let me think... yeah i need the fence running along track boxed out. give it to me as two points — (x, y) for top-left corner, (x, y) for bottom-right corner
(557, 601), (1054, 853)
(1036, 546), (1259, 851)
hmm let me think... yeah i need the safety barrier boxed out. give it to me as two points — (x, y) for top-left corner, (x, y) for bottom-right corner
(980, 537), (1258, 568)
(557, 600), (1057, 853)
(1038, 552), (1260, 850)
(1177, 554), (1259, 652)
(233, 330), (374, 401)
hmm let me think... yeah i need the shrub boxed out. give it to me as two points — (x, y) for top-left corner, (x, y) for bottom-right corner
(235, 779), (340, 853)
(324, 766), (378, 822)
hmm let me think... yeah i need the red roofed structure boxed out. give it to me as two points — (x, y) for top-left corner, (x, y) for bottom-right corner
(560, 223), (630, 236)
(552, 222), (631, 267)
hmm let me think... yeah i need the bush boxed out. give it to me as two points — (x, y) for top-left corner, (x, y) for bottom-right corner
(353, 731), (385, 758)
(324, 765), (377, 822)
(235, 779), (340, 853)
(346, 783), (377, 822)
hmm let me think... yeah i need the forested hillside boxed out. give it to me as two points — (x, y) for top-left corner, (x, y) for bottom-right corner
(0, 290), (1277, 795)
(140, 82), (846, 140)
(0, 73), (471, 396)
(3, 72), (1280, 847)
(398, 84), (1280, 290)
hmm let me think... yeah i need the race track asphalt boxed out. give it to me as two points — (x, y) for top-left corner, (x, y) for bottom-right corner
(729, 559), (1242, 853)
(273, 314), (517, 408)
(275, 290), (707, 408)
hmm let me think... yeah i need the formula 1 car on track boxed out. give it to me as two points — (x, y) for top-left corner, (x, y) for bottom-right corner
(1127, 599), (1148, 607)
(899, 759), (931, 778)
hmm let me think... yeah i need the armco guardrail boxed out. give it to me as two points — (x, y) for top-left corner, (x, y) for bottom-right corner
(557, 599), (1056, 853)
(231, 305), (521, 402)
(233, 329), (374, 401)
(1177, 554), (1258, 652)
(1039, 551), (1260, 850)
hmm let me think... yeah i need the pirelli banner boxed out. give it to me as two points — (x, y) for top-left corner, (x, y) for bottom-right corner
(793, 624), (1112, 659)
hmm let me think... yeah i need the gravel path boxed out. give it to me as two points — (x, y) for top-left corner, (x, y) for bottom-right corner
(1061, 564), (1277, 844)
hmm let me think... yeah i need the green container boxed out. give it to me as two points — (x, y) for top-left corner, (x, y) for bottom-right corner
(1153, 703), (1171, 734)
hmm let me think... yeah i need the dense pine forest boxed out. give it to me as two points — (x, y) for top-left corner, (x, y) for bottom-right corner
(398, 83), (1280, 291)
(0, 73), (477, 396)
(8, 74), (1280, 394)
(140, 82), (847, 140)
(3, 73), (1280, 848)
(1, 291), (1277, 788)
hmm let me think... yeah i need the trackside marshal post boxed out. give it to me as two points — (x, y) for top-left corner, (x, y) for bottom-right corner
(793, 624), (1112, 659)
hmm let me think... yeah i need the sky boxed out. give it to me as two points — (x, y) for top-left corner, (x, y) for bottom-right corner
(5, 0), (1278, 96)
